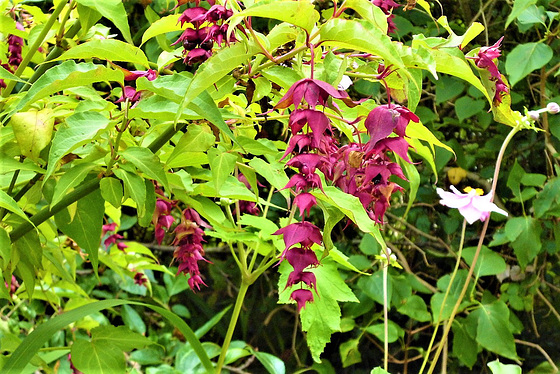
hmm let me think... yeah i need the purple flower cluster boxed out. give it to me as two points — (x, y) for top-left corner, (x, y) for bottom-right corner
(470, 37), (509, 104)
(0, 22), (24, 91)
(115, 67), (158, 105)
(372, 0), (401, 34)
(174, 5), (235, 65)
(172, 208), (212, 291)
(273, 78), (419, 310)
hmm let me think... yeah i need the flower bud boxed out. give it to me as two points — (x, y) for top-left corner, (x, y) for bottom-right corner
(527, 110), (539, 121)
(547, 102), (560, 114)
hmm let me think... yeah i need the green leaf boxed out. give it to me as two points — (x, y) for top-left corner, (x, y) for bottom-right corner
(46, 111), (110, 182)
(229, 0), (319, 33)
(12, 230), (42, 299)
(174, 41), (260, 125)
(121, 304), (146, 335)
(0, 65), (26, 84)
(141, 14), (182, 45)
(452, 320), (478, 368)
(100, 178), (124, 208)
(505, 216), (542, 267)
(399, 156), (420, 217)
(370, 368), (390, 374)
(343, 0), (388, 33)
(248, 158), (289, 199)
(51, 163), (97, 206)
(167, 124), (215, 165)
(136, 74), (236, 145)
(364, 320), (404, 343)
(472, 301), (518, 360)
(10, 109), (54, 162)
(455, 96), (486, 121)
(71, 340), (125, 373)
(505, 43), (553, 87)
(0, 190), (33, 225)
(320, 18), (406, 76)
(76, 0), (132, 43)
(319, 202), (345, 253)
(249, 348), (286, 374)
(0, 300), (212, 374)
(505, 0), (537, 28)
(120, 147), (169, 191)
(397, 295), (431, 322)
(406, 120), (454, 155)
(52, 39), (149, 68)
(428, 48), (492, 104)
(279, 258), (358, 362)
(339, 338), (362, 368)
(461, 246), (507, 277)
(7, 61), (123, 120)
(113, 169), (148, 226)
(54, 188), (104, 271)
(207, 149), (237, 194)
(92, 325), (153, 351)
(488, 360), (522, 374)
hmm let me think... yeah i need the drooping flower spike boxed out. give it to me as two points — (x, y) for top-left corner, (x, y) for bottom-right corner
(436, 186), (508, 224)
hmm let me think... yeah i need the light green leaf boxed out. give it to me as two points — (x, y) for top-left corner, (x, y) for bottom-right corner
(248, 158), (289, 198)
(364, 320), (404, 343)
(120, 147), (169, 191)
(319, 202), (345, 253)
(505, 216), (542, 267)
(228, 0), (319, 34)
(488, 360), (522, 374)
(0, 65), (26, 84)
(472, 301), (518, 360)
(505, 0), (537, 28)
(46, 111), (110, 182)
(399, 156), (419, 217)
(141, 14), (182, 45)
(174, 41), (260, 126)
(54, 189), (104, 271)
(0, 190), (33, 224)
(250, 348), (286, 374)
(462, 246), (507, 277)
(71, 340), (125, 373)
(7, 61), (123, 119)
(91, 325), (154, 351)
(76, 0), (132, 43)
(339, 338), (362, 368)
(12, 229), (42, 299)
(505, 42), (553, 87)
(51, 163), (97, 206)
(113, 169), (147, 225)
(10, 109), (54, 162)
(397, 295), (431, 322)
(261, 65), (303, 90)
(100, 178), (124, 208)
(343, 0), (388, 33)
(167, 124), (215, 165)
(52, 39), (149, 68)
(319, 18), (406, 77)
(207, 149), (237, 194)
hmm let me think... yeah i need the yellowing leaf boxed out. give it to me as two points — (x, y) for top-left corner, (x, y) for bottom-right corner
(10, 108), (54, 162)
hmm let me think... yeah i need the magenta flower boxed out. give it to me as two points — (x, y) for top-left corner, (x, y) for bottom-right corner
(290, 289), (314, 312)
(436, 186), (508, 224)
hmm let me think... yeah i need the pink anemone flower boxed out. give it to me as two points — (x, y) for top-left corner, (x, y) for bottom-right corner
(436, 186), (507, 224)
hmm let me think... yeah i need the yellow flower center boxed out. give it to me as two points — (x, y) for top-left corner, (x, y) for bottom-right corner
(464, 186), (484, 196)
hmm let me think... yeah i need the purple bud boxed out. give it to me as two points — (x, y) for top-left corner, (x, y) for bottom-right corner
(547, 102), (560, 114)
(290, 289), (314, 312)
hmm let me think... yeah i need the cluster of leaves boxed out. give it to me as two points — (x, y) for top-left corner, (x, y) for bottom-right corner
(0, 0), (558, 373)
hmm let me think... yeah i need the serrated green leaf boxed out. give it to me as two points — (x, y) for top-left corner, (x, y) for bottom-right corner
(45, 111), (110, 182)
(54, 188), (104, 271)
(505, 43), (553, 87)
(7, 61), (123, 120)
(52, 39), (149, 68)
(471, 301), (518, 360)
(51, 163), (97, 206)
(76, 0), (132, 43)
(120, 147), (169, 191)
(100, 178), (124, 208)
(141, 14), (182, 45)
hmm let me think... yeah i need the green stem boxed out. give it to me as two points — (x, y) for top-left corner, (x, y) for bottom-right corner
(382, 257), (389, 371)
(216, 280), (250, 374)
(56, 0), (77, 42)
(419, 219), (467, 374)
(427, 125), (521, 373)
(105, 99), (130, 173)
(0, 157), (24, 220)
(2, 0), (70, 97)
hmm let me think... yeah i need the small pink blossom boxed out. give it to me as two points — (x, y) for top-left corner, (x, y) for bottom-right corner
(436, 186), (507, 224)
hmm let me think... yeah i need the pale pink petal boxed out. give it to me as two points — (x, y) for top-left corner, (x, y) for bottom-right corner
(436, 188), (471, 209)
(458, 204), (484, 224)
